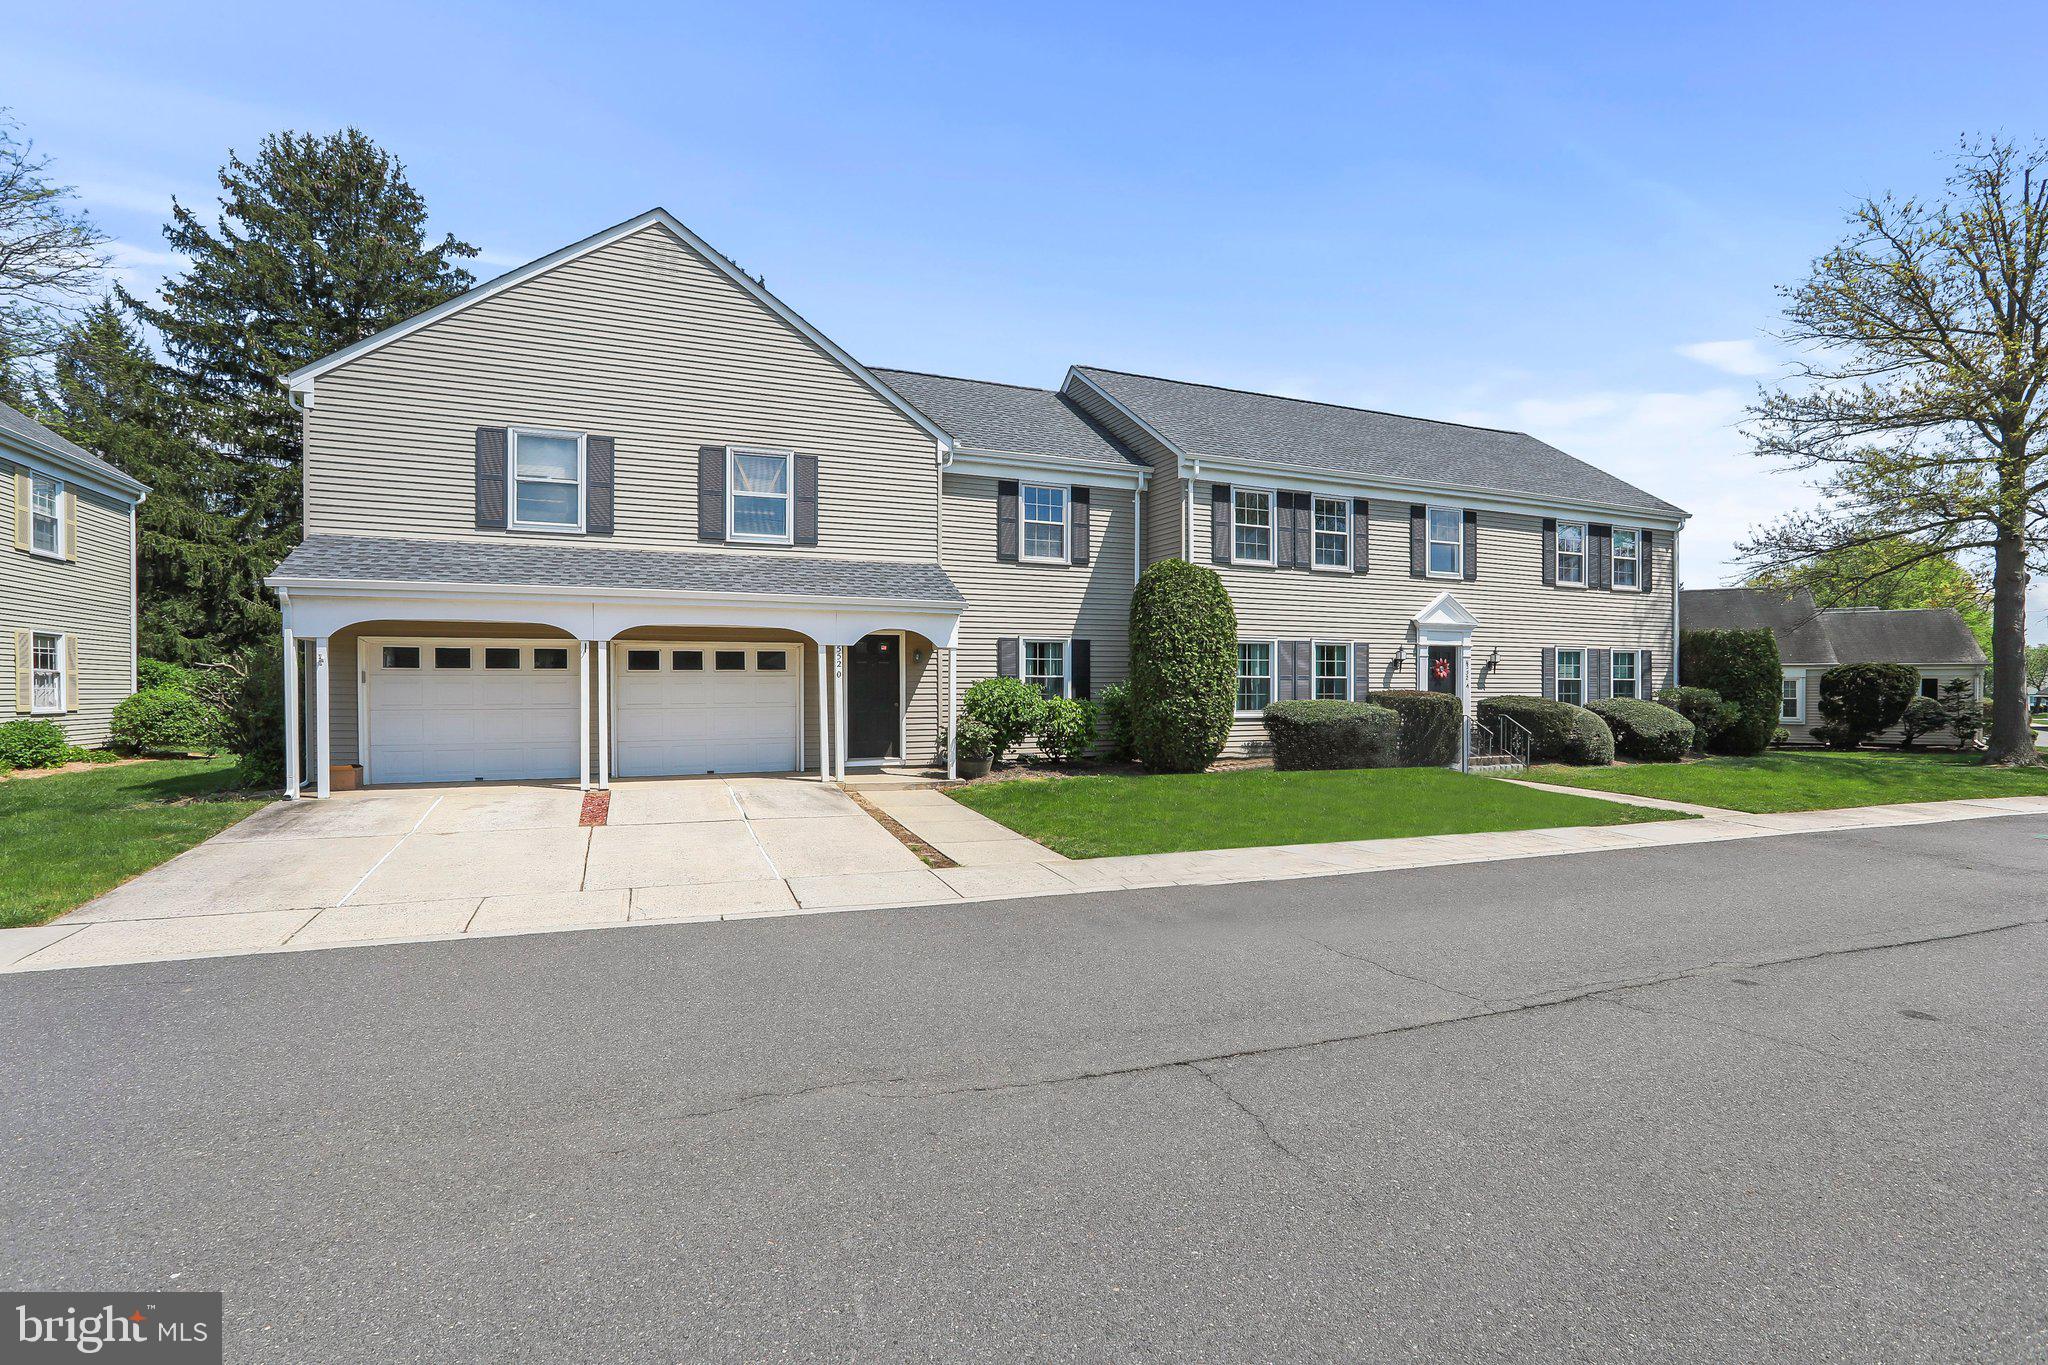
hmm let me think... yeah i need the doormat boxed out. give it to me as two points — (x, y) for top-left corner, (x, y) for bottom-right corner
(579, 790), (610, 827)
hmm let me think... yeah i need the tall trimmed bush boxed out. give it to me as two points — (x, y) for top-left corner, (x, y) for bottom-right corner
(1128, 559), (1237, 773)
(1365, 689), (1462, 767)
(1588, 697), (1694, 761)
(1262, 700), (1399, 771)
(1679, 628), (1781, 755)
(1815, 662), (1916, 749)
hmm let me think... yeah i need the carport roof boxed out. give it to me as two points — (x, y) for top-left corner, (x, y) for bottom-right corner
(269, 534), (967, 604)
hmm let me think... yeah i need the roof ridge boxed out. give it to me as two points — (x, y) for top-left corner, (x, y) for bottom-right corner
(873, 366), (1056, 395)
(1073, 365), (1535, 440)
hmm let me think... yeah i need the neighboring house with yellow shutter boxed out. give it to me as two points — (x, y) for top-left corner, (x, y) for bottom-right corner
(2, 401), (149, 746)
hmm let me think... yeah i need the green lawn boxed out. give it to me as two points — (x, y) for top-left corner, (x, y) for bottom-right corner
(1523, 749), (2048, 814)
(947, 767), (1688, 859)
(0, 758), (270, 929)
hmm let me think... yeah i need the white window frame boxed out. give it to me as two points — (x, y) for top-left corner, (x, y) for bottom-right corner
(1611, 527), (1641, 591)
(1426, 504), (1463, 579)
(1312, 640), (1352, 701)
(1021, 637), (1070, 700)
(28, 629), (66, 714)
(1232, 488), (1276, 567)
(1311, 496), (1350, 571)
(1556, 648), (1586, 707)
(1555, 520), (1587, 588)
(1235, 639), (1276, 717)
(1019, 481), (1070, 565)
(26, 474), (64, 559)
(726, 446), (795, 546)
(1611, 648), (1639, 699)
(508, 427), (586, 533)
(1781, 672), (1806, 724)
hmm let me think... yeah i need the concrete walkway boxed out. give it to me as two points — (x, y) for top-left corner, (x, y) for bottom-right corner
(6, 780), (2047, 974)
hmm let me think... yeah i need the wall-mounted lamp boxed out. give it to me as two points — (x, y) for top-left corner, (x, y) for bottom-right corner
(1390, 647), (1408, 671)
(913, 648), (927, 666)
(1484, 647), (1500, 670)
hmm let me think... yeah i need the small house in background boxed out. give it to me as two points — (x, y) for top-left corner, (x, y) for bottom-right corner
(1681, 587), (1986, 744)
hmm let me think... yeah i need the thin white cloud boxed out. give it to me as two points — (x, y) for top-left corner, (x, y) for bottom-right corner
(1676, 339), (1777, 377)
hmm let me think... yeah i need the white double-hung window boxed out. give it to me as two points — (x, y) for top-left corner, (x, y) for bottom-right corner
(729, 448), (793, 542)
(1021, 483), (1068, 562)
(1236, 642), (1273, 714)
(1426, 505), (1462, 576)
(1314, 642), (1350, 700)
(1233, 489), (1274, 564)
(509, 430), (584, 530)
(1556, 521), (1587, 586)
(1611, 650), (1638, 699)
(29, 631), (64, 712)
(1612, 527), (1640, 588)
(1556, 649), (1585, 706)
(1023, 639), (1068, 699)
(1312, 497), (1349, 568)
(1781, 673), (1805, 723)
(28, 475), (62, 557)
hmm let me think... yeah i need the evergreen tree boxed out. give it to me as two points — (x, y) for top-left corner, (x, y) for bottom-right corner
(124, 128), (477, 552)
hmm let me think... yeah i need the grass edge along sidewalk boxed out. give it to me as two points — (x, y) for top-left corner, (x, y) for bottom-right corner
(1521, 749), (2048, 815)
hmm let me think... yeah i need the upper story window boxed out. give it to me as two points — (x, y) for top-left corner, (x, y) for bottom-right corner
(1312, 497), (1349, 568)
(28, 474), (62, 558)
(1233, 489), (1273, 565)
(1426, 505), (1462, 577)
(509, 429), (583, 531)
(1023, 639), (1068, 699)
(729, 448), (792, 543)
(1556, 521), (1587, 586)
(1612, 527), (1640, 589)
(1020, 483), (1068, 563)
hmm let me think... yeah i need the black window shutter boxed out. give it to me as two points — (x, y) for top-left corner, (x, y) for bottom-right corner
(1274, 639), (1295, 702)
(697, 447), (726, 542)
(1071, 639), (1091, 698)
(586, 435), (615, 535)
(1351, 642), (1370, 698)
(996, 480), (1019, 562)
(1351, 498), (1370, 573)
(1408, 505), (1425, 578)
(1590, 523), (1612, 590)
(795, 454), (819, 546)
(1291, 638), (1312, 700)
(1541, 646), (1557, 701)
(475, 427), (508, 530)
(1641, 529), (1654, 591)
(1462, 510), (1478, 581)
(1289, 492), (1312, 569)
(1070, 486), (1090, 566)
(997, 637), (1020, 678)
(1641, 649), (1654, 694)
(1589, 647), (1611, 700)
(1542, 518), (1557, 587)
(1210, 483), (1232, 564)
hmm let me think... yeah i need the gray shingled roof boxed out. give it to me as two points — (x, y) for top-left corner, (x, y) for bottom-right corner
(0, 400), (148, 495)
(1680, 589), (1984, 666)
(1070, 367), (1681, 517)
(873, 369), (1145, 469)
(268, 534), (966, 603)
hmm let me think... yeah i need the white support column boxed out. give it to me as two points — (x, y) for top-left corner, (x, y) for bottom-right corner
(595, 640), (612, 788)
(815, 643), (830, 783)
(577, 640), (591, 792)
(312, 636), (331, 799)
(946, 646), (958, 780)
(282, 627), (300, 799)
(833, 644), (848, 781)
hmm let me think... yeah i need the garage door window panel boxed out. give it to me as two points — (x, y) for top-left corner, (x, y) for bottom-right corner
(533, 648), (568, 670)
(673, 650), (704, 671)
(434, 648), (471, 669)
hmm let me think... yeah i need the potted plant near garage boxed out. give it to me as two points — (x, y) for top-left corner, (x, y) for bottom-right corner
(951, 716), (996, 779)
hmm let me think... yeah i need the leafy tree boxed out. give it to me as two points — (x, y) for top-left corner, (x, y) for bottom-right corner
(0, 112), (108, 370)
(1128, 560), (1237, 772)
(1745, 541), (1991, 656)
(1740, 137), (2048, 765)
(2026, 642), (2048, 693)
(125, 128), (478, 555)
(1900, 696), (1949, 749)
(1940, 677), (1985, 748)
(1815, 662), (1918, 748)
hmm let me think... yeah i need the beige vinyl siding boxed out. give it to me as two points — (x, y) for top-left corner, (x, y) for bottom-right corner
(1061, 378), (1184, 565)
(1, 464), (135, 745)
(935, 471), (1139, 757)
(303, 223), (938, 562)
(1191, 488), (1676, 753)
(1780, 663), (1983, 746)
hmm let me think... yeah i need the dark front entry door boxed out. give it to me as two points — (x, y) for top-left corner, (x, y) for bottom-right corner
(846, 634), (901, 760)
(1426, 645), (1459, 696)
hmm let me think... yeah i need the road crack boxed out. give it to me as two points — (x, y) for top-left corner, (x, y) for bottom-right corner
(1292, 931), (1493, 1007)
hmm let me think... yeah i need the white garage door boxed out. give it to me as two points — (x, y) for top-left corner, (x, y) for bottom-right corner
(365, 639), (580, 784)
(613, 642), (801, 777)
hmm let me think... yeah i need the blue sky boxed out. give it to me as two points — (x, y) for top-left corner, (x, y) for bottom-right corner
(6, 0), (2046, 624)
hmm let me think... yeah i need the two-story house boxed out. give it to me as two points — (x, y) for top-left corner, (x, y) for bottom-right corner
(4, 402), (148, 746)
(267, 209), (1686, 796)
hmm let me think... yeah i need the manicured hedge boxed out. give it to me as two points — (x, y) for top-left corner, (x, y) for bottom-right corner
(1815, 661), (1917, 749)
(1128, 559), (1237, 773)
(1656, 685), (1739, 751)
(1679, 627), (1781, 755)
(1588, 697), (1694, 761)
(1478, 695), (1614, 765)
(1364, 689), (1462, 767)
(110, 687), (219, 754)
(1262, 700), (1399, 771)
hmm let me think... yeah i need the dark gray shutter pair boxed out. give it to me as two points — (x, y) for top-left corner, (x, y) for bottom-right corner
(1274, 639), (1314, 702)
(697, 447), (818, 545)
(1541, 646), (1558, 701)
(1588, 647), (1612, 701)
(474, 427), (613, 534)
(1210, 484), (1233, 565)
(996, 482), (1089, 565)
(1589, 524), (1613, 590)
(1541, 518), (1557, 587)
(996, 636), (1090, 699)
(1274, 492), (1315, 569)
(1351, 499), (1370, 573)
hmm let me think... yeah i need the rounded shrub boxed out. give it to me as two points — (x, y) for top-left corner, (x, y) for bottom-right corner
(1899, 696), (1949, 749)
(1478, 695), (1612, 765)
(1261, 700), (1399, 771)
(1679, 627), (1782, 755)
(1095, 681), (1138, 762)
(1587, 697), (1694, 761)
(136, 658), (199, 695)
(110, 687), (220, 754)
(1564, 707), (1616, 765)
(1364, 689), (1462, 767)
(961, 677), (1045, 764)
(1036, 697), (1099, 765)
(1128, 559), (1237, 773)
(1816, 662), (1917, 749)
(1656, 685), (1740, 750)
(0, 718), (70, 770)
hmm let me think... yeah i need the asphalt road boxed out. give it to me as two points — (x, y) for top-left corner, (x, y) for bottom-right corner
(4, 815), (2045, 1362)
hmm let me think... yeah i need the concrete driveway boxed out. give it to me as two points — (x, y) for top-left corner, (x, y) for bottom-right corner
(24, 777), (949, 970)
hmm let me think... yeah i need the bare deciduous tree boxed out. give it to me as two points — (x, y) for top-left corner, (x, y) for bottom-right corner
(1742, 136), (2048, 765)
(0, 112), (110, 370)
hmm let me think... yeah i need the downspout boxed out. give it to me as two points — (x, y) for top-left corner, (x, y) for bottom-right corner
(1184, 461), (1199, 560)
(1671, 526), (1682, 688)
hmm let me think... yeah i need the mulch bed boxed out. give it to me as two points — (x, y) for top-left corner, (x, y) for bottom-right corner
(579, 790), (611, 827)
